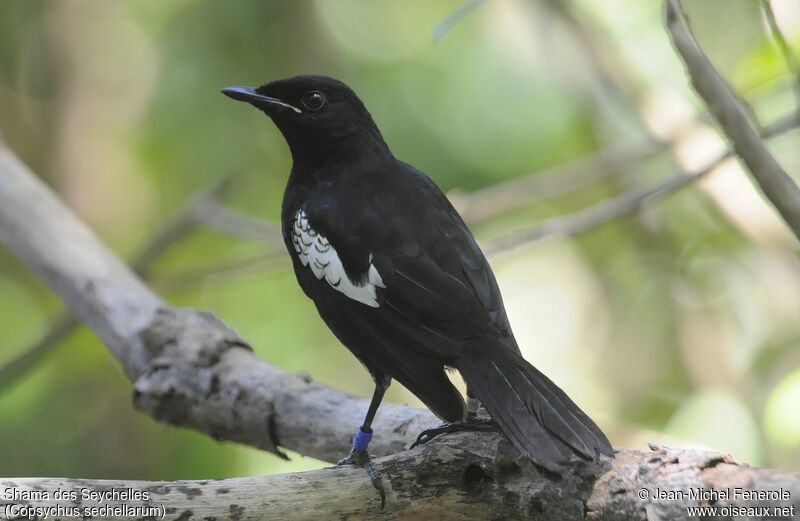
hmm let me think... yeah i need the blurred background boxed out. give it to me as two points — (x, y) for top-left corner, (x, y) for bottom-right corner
(1, 0), (799, 479)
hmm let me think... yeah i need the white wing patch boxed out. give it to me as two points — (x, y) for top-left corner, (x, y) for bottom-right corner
(292, 210), (385, 307)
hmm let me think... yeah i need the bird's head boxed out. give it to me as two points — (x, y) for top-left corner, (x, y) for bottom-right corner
(222, 75), (390, 166)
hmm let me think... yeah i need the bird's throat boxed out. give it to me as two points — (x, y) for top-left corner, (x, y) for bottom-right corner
(283, 127), (393, 171)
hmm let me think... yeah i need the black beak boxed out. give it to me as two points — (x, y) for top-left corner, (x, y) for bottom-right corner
(221, 86), (301, 114)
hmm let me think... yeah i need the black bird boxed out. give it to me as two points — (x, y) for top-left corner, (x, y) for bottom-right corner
(222, 75), (613, 482)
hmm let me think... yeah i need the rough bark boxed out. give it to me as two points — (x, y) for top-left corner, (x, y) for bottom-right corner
(2, 444), (797, 520)
(130, 307), (435, 462)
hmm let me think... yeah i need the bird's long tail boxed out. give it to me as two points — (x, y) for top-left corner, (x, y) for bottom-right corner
(455, 342), (613, 472)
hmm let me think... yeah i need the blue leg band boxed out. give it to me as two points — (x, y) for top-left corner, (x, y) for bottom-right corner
(353, 426), (373, 452)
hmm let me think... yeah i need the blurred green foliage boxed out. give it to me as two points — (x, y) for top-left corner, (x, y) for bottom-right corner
(1, 0), (799, 479)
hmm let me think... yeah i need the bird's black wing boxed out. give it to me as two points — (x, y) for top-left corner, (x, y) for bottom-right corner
(364, 197), (614, 468)
(372, 167), (613, 469)
(370, 163), (517, 346)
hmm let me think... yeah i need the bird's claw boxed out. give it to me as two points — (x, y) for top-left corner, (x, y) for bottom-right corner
(337, 449), (386, 509)
(410, 423), (455, 448)
(410, 417), (498, 449)
(337, 448), (369, 466)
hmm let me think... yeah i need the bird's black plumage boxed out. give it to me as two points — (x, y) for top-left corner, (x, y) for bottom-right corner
(222, 75), (613, 473)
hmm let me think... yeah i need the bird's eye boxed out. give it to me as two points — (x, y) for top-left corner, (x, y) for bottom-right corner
(301, 91), (326, 111)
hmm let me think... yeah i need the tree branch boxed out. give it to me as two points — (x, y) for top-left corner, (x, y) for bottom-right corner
(665, 0), (800, 241)
(2, 444), (797, 520)
(484, 108), (800, 255)
(149, 252), (287, 291)
(191, 199), (283, 248)
(0, 144), (161, 379)
(540, 0), (648, 104)
(0, 312), (78, 392)
(432, 0), (488, 42)
(0, 170), (244, 389)
(455, 138), (667, 224)
(131, 170), (244, 276)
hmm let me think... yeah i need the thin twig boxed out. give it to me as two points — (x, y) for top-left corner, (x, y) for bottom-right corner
(540, 0), (646, 103)
(151, 251), (288, 291)
(760, 0), (800, 108)
(192, 199), (284, 248)
(432, 0), (489, 41)
(132, 171), (243, 274)
(457, 138), (667, 224)
(0, 313), (78, 392)
(666, 0), (800, 241)
(484, 108), (800, 256)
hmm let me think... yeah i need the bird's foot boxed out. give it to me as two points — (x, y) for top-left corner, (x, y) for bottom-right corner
(338, 428), (385, 509)
(410, 416), (498, 449)
(337, 449), (385, 509)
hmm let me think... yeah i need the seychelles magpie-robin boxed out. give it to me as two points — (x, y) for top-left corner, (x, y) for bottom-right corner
(222, 75), (613, 498)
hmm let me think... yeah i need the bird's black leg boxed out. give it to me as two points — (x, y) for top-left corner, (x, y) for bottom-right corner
(411, 387), (498, 448)
(337, 376), (389, 508)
